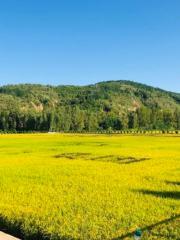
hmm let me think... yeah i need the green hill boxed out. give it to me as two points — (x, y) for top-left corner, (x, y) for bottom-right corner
(0, 80), (180, 132)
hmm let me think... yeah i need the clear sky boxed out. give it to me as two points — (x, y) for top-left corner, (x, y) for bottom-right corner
(0, 0), (180, 92)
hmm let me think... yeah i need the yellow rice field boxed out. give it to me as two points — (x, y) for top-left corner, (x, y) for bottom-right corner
(0, 134), (180, 239)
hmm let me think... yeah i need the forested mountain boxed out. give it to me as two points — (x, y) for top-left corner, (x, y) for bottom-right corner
(0, 80), (180, 132)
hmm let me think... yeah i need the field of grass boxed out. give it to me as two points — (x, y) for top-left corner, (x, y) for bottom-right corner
(0, 134), (180, 240)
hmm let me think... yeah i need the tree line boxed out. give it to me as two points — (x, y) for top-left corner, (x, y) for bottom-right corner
(0, 106), (180, 133)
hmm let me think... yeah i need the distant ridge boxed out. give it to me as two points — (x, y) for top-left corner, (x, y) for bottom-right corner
(0, 80), (180, 132)
(0, 80), (180, 111)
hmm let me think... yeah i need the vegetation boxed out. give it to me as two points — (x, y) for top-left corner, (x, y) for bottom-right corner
(0, 134), (180, 239)
(0, 81), (180, 132)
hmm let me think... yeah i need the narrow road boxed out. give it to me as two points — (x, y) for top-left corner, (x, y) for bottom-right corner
(0, 232), (21, 240)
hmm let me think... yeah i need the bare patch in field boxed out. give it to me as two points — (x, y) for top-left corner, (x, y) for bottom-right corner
(54, 153), (91, 159)
(98, 143), (108, 146)
(53, 153), (150, 164)
(90, 155), (150, 164)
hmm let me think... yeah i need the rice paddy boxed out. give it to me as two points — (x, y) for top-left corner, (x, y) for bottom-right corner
(0, 134), (180, 239)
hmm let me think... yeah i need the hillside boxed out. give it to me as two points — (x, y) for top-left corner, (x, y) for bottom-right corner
(0, 80), (180, 132)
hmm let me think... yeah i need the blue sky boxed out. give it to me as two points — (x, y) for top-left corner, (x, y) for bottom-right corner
(0, 0), (180, 92)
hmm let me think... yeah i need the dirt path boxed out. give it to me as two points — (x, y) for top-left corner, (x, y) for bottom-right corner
(0, 232), (21, 240)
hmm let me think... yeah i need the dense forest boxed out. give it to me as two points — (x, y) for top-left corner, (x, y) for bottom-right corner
(0, 80), (180, 132)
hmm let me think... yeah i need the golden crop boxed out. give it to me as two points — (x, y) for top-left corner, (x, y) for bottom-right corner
(0, 134), (179, 239)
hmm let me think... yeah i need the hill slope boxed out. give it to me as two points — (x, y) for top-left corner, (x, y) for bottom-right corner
(0, 80), (180, 132)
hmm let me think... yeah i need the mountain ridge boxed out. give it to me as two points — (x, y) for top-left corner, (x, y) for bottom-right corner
(0, 80), (180, 132)
(1, 80), (179, 95)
